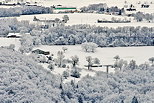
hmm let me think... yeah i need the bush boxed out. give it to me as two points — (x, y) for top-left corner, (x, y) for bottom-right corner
(8, 44), (15, 50)
(71, 68), (81, 78)
(62, 64), (66, 68)
(48, 64), (55, 71)
(93, 58), (100, 64)
(63, 70), (70, 79)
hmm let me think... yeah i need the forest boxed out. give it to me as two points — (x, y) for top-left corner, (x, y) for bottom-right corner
(20, 24), (154, 53)
(0, 47), (154, 103)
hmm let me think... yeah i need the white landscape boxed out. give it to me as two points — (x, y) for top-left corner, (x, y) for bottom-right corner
(11, 13), (154, 28)
(0, 0), (154, 103)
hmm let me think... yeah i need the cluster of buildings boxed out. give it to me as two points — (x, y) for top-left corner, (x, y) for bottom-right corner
(33, 16), (65, 28)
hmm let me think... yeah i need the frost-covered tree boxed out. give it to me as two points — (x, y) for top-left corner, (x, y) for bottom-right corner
(116, 59), (127, 71)
(121, 100), (124, 103)
(36, 54), (48, 63)
(81, 42), (98, 52)
(93, 58), (100, 64)
(149, 57), (154, 64)
(71, 68), (81, 78)
(55, 36), (67, 45)
(24, 25), (154, 48)
(62, 15), (69, 23)
(86, 56), (93, 70)
(55, 18), (61, 23)
(131, 96), (138, 103)
(0, 48), (63, 103)
(56, 51), (65, 67)
(62, 47), (68, 53)
(71, 55), (79, 67)
(19, 33), (34, 53)
(114, 55), (120, 68)
(114, 55), (120, 62)
(128, 60), (137, 70)
(48, 63), (55, 71)
(63, 70), (70, 79)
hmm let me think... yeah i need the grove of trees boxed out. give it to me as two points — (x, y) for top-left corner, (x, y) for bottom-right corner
(0, 5), (51, 17)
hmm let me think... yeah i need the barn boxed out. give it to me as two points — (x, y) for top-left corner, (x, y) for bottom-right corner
(7, 33), (22, 38)
(52, 5), (77, 13)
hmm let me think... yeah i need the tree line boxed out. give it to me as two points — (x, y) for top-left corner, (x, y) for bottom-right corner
(0, 5), (51, 17)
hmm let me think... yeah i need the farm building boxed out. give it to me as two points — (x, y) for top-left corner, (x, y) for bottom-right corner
(33, 16), (65, 28)
(141, 4), (150, 8)
(32, 49), (50, 55)
(126, 4), (136, 11)
(51, 5), (77, 13)
(7, 33), (22, 38)
(124, 4), (136, 16)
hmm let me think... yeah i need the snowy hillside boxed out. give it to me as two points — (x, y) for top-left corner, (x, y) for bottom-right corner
(0, 48), (63, 103)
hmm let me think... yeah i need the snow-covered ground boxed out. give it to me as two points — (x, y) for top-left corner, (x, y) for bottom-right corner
(33, 0), (154, 9)
(0, 38), (20, 51)
(33, 45), (154, 82)
(34, 45), (154, 65)
(1, 37), (154, 82)
(1, 0), (154, 13)
(5, 13), (153, 28)
(1, 0), (154, 28)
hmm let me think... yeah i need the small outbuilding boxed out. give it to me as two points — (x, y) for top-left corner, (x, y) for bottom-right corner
(32, 49), (50, 55)
(141, 4), (150, 8)
(7, 33), (22, 38)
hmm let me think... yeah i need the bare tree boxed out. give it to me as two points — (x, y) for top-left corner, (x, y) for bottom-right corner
(71, 55), (79, 67)
(86, 56), (93, 70)
(57, 51), (65, 67)
(63, 70), (69, 79)
(62, 15), (69, 23)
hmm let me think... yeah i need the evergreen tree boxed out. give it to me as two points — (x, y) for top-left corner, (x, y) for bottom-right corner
(131, 96), (138, 103)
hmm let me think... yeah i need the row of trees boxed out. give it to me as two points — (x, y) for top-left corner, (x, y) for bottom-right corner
(0, 5), (51, 17)
(0, 18), (34, 36)
(17, 24), (154, 53)
(80, 3), (125, 15)
(132, 12), (154, 22)
(1, 18), (154, 53)
(27, 25), (154, 51)
(80, 3), (154, 22)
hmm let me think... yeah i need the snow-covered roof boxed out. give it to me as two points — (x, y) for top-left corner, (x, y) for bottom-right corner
(7, 33), (30, 37)
(7, 33), (22, 37)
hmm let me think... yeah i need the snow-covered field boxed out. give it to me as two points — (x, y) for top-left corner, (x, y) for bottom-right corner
(0, 37), (152, 68)
(0, 38), (20, 50)
(1, 0), (154, 28)
(1, 37), (154, 82)
(33, 45), (154, 82)
(34, 0), (154, 9)
(5, 13), (153, 28)
(34, 45), (154, 65)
